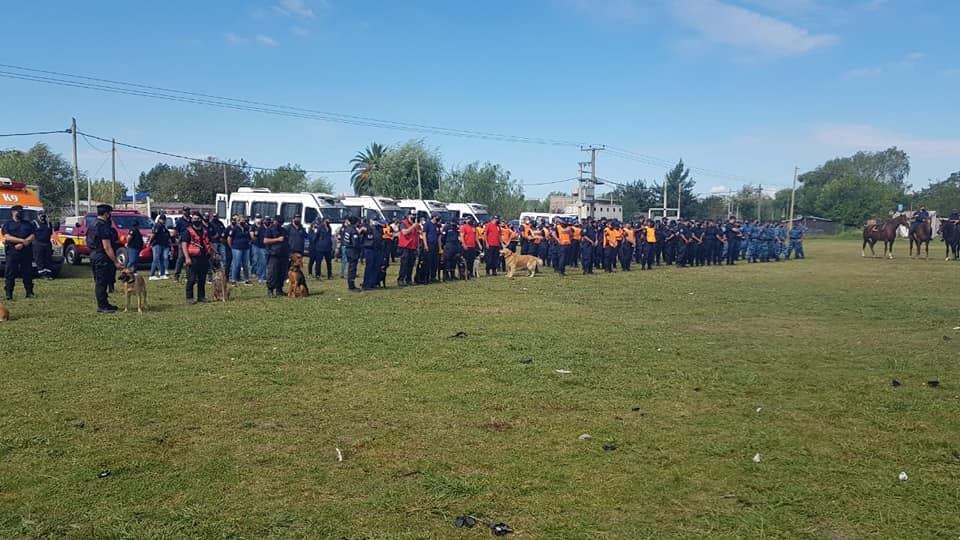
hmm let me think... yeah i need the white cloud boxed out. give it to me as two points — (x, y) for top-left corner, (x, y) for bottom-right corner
(815, 124), (960, 160)
(274, 0), (317, 19)
(225, 33), (249, 45)
(709, 185), (730, 194)
(255, 34), (278, 47)
(671, 0), (837, 57)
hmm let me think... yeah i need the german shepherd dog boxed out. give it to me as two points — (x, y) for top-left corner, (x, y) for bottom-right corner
(500, 248), (542, 278)
(118, 268), (147, 313)
(287, 253), (309, 298)
(0, 303), (9, 321)
(211, 254), (230, 303)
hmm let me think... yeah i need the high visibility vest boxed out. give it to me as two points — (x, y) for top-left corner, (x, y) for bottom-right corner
(382, 225), (393, 240)
(531, 228), (544, 244)
(572, 226), (582, 241)
(604, 229), (622, 248)
(557, 225), (571, 246)
(500, 226), (515, 245)
(522, 224), (533, 240)
(624, 228), (636, 246)
(645, 226), (657, 243)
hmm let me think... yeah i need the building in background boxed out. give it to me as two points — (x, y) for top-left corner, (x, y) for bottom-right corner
(549, 192), (622, 221)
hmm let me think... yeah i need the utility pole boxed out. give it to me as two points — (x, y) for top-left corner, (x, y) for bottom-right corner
(787, 166), (799, 231)
(579, 145), (604, 219)
(71, 118), (79, 216)
(756, 184), (763, 221)
(415, 155), (423, 200)
(677, 177), (682, 219)
(222, 163), (228, 196)
(111, 138), (116, 205)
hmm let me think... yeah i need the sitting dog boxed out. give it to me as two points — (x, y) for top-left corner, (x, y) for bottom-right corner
(500, 248), (542, 278)
(0, 303), (9, 322)
(287, 253), (309, 298)
(456, 255), (468, 280)
(118, 268), (147, 313)
(211, 254), (230, 303)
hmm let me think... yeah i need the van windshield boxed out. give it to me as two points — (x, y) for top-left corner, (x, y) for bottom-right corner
(474, 212), (492, 224)
(113, 215), (153, 230)
(382, 209), (406, 222)
(319, 206), (362, 224)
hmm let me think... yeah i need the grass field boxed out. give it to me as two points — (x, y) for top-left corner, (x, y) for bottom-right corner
(2, 238), (959, 539)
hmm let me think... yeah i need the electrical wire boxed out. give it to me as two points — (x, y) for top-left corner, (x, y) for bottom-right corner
(0, 129), (70, 137)
(80, 133), (110, 154)
(520, 177), (579, 187)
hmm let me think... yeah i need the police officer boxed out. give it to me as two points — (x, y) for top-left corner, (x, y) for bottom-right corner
(786, 223), (805, 259)
(173, 207), (191, 281)
(704, 219), (719, 266)
(360, 218), (384, 290)
(740, 219), (753, 260)
(440, 218), (461, 281)
(423, 213), (441, 283)
(262, 215), (289, 297)
(33, 212), (54, 279)
(181, 210), (213, 304)
(580, 218), (597, 274)
(724, 217), (740, 266)
(3, 204), (37, 300)
(341, 216), (361, 291)
(286, 215), (306, 256)
(88, 204), (123, 312)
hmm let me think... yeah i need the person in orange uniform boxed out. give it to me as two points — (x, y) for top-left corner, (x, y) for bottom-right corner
(603, 220), (623, 273)
(531, 221), (547, 265)
(554, 219), (572, 276)
(641, 219), (658, 270)
(459, 217), (480, 279)
(520, 219), (533, 255)
(571, 221), (582, 267)
(620, 222), (636, 271)
(482, 216), (502, 276)
(499, 220), (516, 272)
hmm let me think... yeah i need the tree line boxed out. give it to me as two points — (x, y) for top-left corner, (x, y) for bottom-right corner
(2, 140), (957, 225)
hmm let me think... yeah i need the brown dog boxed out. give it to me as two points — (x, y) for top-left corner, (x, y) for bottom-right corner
(118, 268), (147, 313)
(0, 303), (9, 322)
(500, 248), (542, 278)
(211, 254), (230, 303)
(287, 253), (309, 298)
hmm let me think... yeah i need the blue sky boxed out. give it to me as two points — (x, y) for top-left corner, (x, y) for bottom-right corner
(1, 0), (958, 199)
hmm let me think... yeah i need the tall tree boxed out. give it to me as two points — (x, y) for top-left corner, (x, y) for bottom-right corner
(651, 160), (696, 216)
(914, 172), (960, 211)
(796, 147), (910, 216)
(306, 176), (335, 194)
(0, 143), (75, 215)
(815, 176), (900, 226)
(368, 140), (442, 199)
(350, 143), (388, 195)
(136, 159), (250, 203)
(253, 164), (308, 192)
(608, 179), (657, 219)
(437, 162), (525, 218)
(89, 179), (128, 205)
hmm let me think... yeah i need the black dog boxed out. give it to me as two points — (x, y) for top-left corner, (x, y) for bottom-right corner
(456, 255), (467, 280)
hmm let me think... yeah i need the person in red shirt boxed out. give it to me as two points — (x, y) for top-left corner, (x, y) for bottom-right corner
(396, 211), (421, 286)
(459, 217), (480, 279)
(482, 216), (502, 276)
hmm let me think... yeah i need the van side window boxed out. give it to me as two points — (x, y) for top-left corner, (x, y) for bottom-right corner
(216, 200), (227, 220)
(250, 202), (277, 218)
(365, 209), (379, 221)
(230, 201), (246, 218)
(304, 207), (319, 224)
(280, 203), (302, 223)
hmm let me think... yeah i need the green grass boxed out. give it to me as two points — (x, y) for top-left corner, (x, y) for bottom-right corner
(2, 239), (959, 539)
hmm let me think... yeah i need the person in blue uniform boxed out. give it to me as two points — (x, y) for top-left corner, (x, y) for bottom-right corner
(740, 220), (753, 260)
(181, 210), (213, 304)
(423, 213), (441, 283)
(440, 218), (461, 281)
(3, 204), (37, 300)
(309, 217), (334, 280)
(704, 220), (719, 266)
(580, 218), (597, 274)
(88, 204), (123, 312)
(748, 222), (762, 263)
(263, 215), (289, 297)
(786, 224), (805, 259)
(724, 217), (740, 266)
(341, 216), (361, 291)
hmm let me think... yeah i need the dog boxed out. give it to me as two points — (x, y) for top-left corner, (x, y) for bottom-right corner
(378, 262), (388, 288)
(473, 253), (483, 279)
(287, 253), (309, 298)
(211, 254), (230, 303)
(501, 248), (542, 278)
(0, 303), (9, 322)
(118, 268), (147, 313)
(456, 255), (468, 280)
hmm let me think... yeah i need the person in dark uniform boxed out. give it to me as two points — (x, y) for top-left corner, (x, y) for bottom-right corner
(88, 204), (123, 312)
(341, 216), (361, 291)
(180, 210), (212, 304)
(286, 215), (306, 256)
(309, 217), (334, 280)
(724, 217), (740, 266)
(205, 211), (226, 264)
(126, 225), (144, 269)
(33, 213), (54, 279)
(703, 220), (719, 266)
(423, 213), (441, 283)
(3, 204), (37, 300)
(360, 218), (384, 290)
(677, 220), (691, 268)
(441, 218), (461, 281)
(263, 215), (289, 297)
(580, 218), (597, 274)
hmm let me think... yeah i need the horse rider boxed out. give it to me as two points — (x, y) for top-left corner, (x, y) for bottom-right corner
(912, 206), (930, 235)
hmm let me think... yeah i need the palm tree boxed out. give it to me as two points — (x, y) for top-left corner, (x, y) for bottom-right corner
(350, 143), (387, 195)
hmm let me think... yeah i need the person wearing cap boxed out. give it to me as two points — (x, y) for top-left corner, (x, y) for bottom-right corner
(553, 219), (571, 276)
(359, 217), (383, 290)
(227, 214), (252, 285)
(33, 212), (54, 280)
(88, 204), (123, 312)
(263, 215), (289, 297)
(149, 212), (171, 280)
(340, 216), (362, 291)
(724, 216), (740, 266)
(181, 210), (213, 304)
(602, 220), (622, 272)
(423, 213), (442, 283)
(619, 222), (635, 271)
(440, 218), (461, 281)
(481, 215), (502, 276)
(396, 211), (420, 286)
(580, 218), (597, 274)
(459, 216), (479, 279)
(173, 208), (191, 282)
(309, 217), (334, 280)
(3, 204), (37, 300)
(205, 211), (227, 268)
(251, 216), (268, 283)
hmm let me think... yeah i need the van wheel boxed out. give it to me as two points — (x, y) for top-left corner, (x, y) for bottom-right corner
(65, 244), (81, 265)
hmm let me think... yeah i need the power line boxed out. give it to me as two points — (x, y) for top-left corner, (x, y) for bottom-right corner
(520, 177), (578, 187)
(80, 133), (110, 154)
(78, 131), (351, 174)
(0, 129), (70, 138)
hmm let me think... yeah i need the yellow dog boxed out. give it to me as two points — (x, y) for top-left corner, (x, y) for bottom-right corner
(500, 248), (542, 278)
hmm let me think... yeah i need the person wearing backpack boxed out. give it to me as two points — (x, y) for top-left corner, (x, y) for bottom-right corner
(180, 211), (212, 304)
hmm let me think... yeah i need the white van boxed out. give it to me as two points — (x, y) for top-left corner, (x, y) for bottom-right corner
(397, 199), (460, 223)
(215, 188), (361, 238)
(519, 211), (577, 223)
(447, 203), (492, 224)
(341, 195), (407, 223)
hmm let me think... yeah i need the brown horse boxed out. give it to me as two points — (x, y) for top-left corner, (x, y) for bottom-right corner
(862, 214), (908, 259)
(909, 219), (932, 259)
